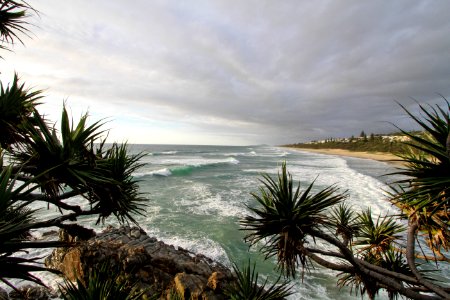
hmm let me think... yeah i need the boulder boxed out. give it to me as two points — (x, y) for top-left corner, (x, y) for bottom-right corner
(45, 226), (234, 299)
(0, 287), (8, 300)
(8, 285), (53, 300)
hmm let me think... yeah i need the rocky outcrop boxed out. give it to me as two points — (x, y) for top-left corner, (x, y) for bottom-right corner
(6, 285), (55, 300)
(45, 226), (234, 299)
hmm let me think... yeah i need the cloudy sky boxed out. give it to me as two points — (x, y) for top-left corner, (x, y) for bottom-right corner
(1, 1), (450, 145)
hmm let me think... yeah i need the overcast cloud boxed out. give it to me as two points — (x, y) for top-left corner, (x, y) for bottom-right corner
(1, 0), (450, 145)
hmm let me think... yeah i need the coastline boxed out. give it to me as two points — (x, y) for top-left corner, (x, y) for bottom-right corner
(284, 147), (404, 166)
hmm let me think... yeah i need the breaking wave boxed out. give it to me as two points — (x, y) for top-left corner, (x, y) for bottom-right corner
(134, 157), (240, 177)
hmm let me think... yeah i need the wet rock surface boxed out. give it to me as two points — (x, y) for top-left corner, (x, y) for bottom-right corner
(45, 226), (234, 299)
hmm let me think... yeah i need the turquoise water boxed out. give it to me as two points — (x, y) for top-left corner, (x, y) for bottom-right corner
(127, 144), (400, 299)
(7, 144), (448, 299)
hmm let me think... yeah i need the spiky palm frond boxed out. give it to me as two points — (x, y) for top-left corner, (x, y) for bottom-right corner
(354, 209), (404, 256)
(59, 262), (146, 300)
(226, 260), (293, 300)
(0, 0), (34, 51)
(338, 249), (414, 300)
(393, 101), (450, 213)
(13, 106), (107, 197)
(241, 163), (347, 277)
(0, 166), (37, 242)
(0, 74), (42, 148)
(0, 255), (60, 288)
(391, 100), (450, 254)
(328, 203), (359, 246)
(89, 143), (146, 225)
(11, 105), (146, 224)
(337, 251), (380, 300)
(380, 250), (411, 300)
(0, 166), (63, 286)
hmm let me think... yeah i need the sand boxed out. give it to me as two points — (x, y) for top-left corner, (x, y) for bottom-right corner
(284, 147), (404, 166)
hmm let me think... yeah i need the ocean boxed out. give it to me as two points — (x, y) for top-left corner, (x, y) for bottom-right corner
(5, 144), (447, 299)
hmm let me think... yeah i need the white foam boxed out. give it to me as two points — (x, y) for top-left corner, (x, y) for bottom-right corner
(161, 151), (177, 155)
(141, 226), (231, 267)
(173, 182), (248, 218)
(159, 156), (239, 167)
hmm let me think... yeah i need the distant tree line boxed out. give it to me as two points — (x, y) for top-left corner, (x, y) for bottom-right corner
(284, 132), (410, 154)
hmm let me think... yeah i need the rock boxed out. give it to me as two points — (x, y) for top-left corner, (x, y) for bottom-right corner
(130, 227), (142, 239)
(41, 230), (58, 238)
(45, 226), (234, 299)
(58, 224), (96, 242)
(174, 273), (205, 299)
(8, 285), (51, 300)
(0, 287), (8, 300)
(58, 248), (84, 282)
(207, 272), (228, 291)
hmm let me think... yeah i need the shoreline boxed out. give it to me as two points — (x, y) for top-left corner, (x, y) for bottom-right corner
(284, 147), (404, 166)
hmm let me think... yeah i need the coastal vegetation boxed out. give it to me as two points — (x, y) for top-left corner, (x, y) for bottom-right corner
(1, 1), (450, 299)
(0, 0), (148, 291)
(242, 101), (450, 300)
(284, 132), (409, 154)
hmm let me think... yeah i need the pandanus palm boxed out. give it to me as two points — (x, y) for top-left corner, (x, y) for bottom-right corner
(0, 74), (43, 149)
(226, 260), (293, 300)
(88, 142), (146, 224)
(241, 162), (347, 277)
(0, 0), (33, 52)
(392, 100), (450, 255)
(0, 0), (150, 294)
(0, 83), (147, 287)
(328, 203), (360, 247)
(59, 262), (147, 300)
(9, 104), (146, 225)
(354, 208), (404, 256)
(0, 166), (63, 288)
(12, 105), (106, 198)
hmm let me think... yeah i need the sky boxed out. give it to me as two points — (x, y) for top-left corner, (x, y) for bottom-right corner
(1, 0), (450, 145)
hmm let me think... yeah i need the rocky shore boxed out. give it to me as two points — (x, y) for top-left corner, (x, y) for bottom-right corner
(1, 226), (235, 300)
(48, 225), (234, 299)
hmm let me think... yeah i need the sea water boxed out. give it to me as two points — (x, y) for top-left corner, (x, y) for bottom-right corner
(4, 145), (449, 299)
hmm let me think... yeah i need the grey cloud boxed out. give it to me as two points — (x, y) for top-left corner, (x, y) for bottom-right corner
(2, 0), (450, 145)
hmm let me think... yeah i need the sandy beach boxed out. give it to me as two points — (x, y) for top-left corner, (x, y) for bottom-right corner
(285, 147), (404, 166)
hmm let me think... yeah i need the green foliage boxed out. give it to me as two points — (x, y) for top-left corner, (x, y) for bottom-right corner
(241, 162), (347, 277)
(286, 137), (406, 154)
(392, 100), (450, 255)
(226, 260), (293, 300)
(59, 263), (146, 300)
(0, 0), (33, 52)
(12, 105), (106, 197)
(0, 3), (147, 288)
(328, 203), (359, 246)
(90, 142), (146, 224)
(244, 103), (450, 299)
(354, 208), (404, 255)
(0, 167), (63, 288)
(0, 73), (43, 148)
(395, 101), (450, 209)
(8, 104), (146, 225)
(0, 82), (147, 286)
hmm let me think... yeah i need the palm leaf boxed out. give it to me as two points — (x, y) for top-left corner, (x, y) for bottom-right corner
(59, 262), (146, 300)
(88, 143), (147, 224)
(241, 162), (347, 277)
(0, 0), (34, 52)
(353, 208), (404, 255)
(0, 74), (43, 148)
(226, 260), (293, 300)
(391, 100), (450, 252)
